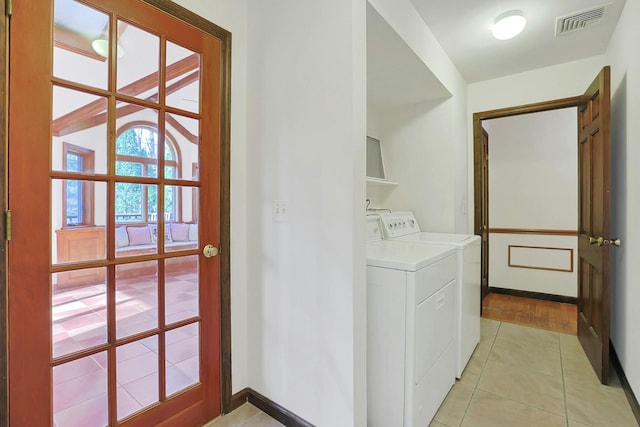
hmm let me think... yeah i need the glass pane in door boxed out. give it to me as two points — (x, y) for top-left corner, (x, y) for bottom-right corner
(114, 183), (159, 236)
(117, 337), (159, 420)
(51, 269), (108, 358)
(164, 183), (198, 250)
(166, 324), (200, 395)
(53, 352), (109, 427)
(115, 108), (160, 178)
(52, 87), (108, 175)
(165, 256), (199, 324)
(52, 179), (107, 265)
(115, 263), (159, 339)
(117, 21), (160, 102)
(165, 42), (200, 114)
(53, 0), (109, 90)
(165, 113), (200, 181)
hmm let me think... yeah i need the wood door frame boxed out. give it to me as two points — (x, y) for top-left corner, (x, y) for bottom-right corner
(0, 1), (233, 423)
(0, 0), (8, 425)
(479, 127), (489, 307)
(472, 96), (581, 299)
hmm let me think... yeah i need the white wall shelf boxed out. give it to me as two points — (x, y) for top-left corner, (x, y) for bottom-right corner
(366, 177), (399, 187)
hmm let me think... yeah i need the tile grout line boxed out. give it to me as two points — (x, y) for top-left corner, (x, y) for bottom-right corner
(471, 321), (570, 423)
(558, 334), (570, 427)
(238, 409), (266, 427)
(473, 388), (572, 422)
(458, 319), (501, 427)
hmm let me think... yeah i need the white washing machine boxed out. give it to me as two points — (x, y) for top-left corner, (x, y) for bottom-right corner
(378, 212), (481, 378)
(366, 215), (457, 427)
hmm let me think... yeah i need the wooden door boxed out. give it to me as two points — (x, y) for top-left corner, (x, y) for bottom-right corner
(8, 0), (223, 425)
(480, 128), (490, 305)
(577, 66), (613, 384)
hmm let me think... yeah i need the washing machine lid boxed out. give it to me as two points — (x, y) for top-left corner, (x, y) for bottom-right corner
(367, 240), (455, 272)
(393, 232), (480, 247)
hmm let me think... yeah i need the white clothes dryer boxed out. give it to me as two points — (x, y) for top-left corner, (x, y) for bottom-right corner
(366, 215), (457, 427)
(378, 212), (481, 378)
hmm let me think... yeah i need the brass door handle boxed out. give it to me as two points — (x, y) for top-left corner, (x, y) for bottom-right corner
(203, 244), (219, 258)
(588, 236), (621, 247)
(589, 236), (604, 246)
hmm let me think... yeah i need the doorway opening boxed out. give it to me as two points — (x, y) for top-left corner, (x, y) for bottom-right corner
(473, 66), (613, 384)
(473, 96), (581, 307)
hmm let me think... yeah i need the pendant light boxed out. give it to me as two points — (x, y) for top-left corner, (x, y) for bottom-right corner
(91, 38), (125, 58)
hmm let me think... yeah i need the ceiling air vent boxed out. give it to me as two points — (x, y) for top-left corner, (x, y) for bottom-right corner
(555, 4), (610, 36)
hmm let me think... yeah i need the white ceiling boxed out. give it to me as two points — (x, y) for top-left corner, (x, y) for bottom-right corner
(410, 0), (626, 83)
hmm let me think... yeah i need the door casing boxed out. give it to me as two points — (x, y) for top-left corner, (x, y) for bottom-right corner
(479, 127), (489, 309)
(472, 96), (582, 306)
(0, 0), (8, 424)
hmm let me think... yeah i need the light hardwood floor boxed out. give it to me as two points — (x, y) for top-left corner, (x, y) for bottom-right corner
(482, 292), (577, 334)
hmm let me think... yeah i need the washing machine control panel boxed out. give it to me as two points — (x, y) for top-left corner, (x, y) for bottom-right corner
(379, 212), (421, 238)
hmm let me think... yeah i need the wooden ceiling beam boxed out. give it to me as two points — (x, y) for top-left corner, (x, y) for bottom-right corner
(54, 71), (201, 144)
(53, 54), (199, 136)
(54, 25), (107, 62)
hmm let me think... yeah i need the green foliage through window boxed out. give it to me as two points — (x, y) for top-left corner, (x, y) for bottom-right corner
(115, 126), (178, 223)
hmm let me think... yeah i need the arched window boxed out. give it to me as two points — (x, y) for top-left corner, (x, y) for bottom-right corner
(115, 125), (180, 223)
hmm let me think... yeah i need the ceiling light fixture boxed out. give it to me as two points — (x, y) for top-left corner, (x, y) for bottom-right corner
(492, 10), (526, 40)
(91, 38), (125, 58)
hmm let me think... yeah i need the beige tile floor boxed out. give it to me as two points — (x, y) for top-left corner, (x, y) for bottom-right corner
(205, 403), (284, 427)
(205, 318), (638, 427)
(431, 318), (638, 427)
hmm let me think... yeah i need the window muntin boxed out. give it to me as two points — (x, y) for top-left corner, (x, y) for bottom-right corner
(115, 126), (178, 223)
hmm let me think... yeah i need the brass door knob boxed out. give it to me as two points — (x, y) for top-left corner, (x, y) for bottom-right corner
(203, 244), (219, 258)
(603, 238), (622, 247)
(588, 236), (621, 247)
